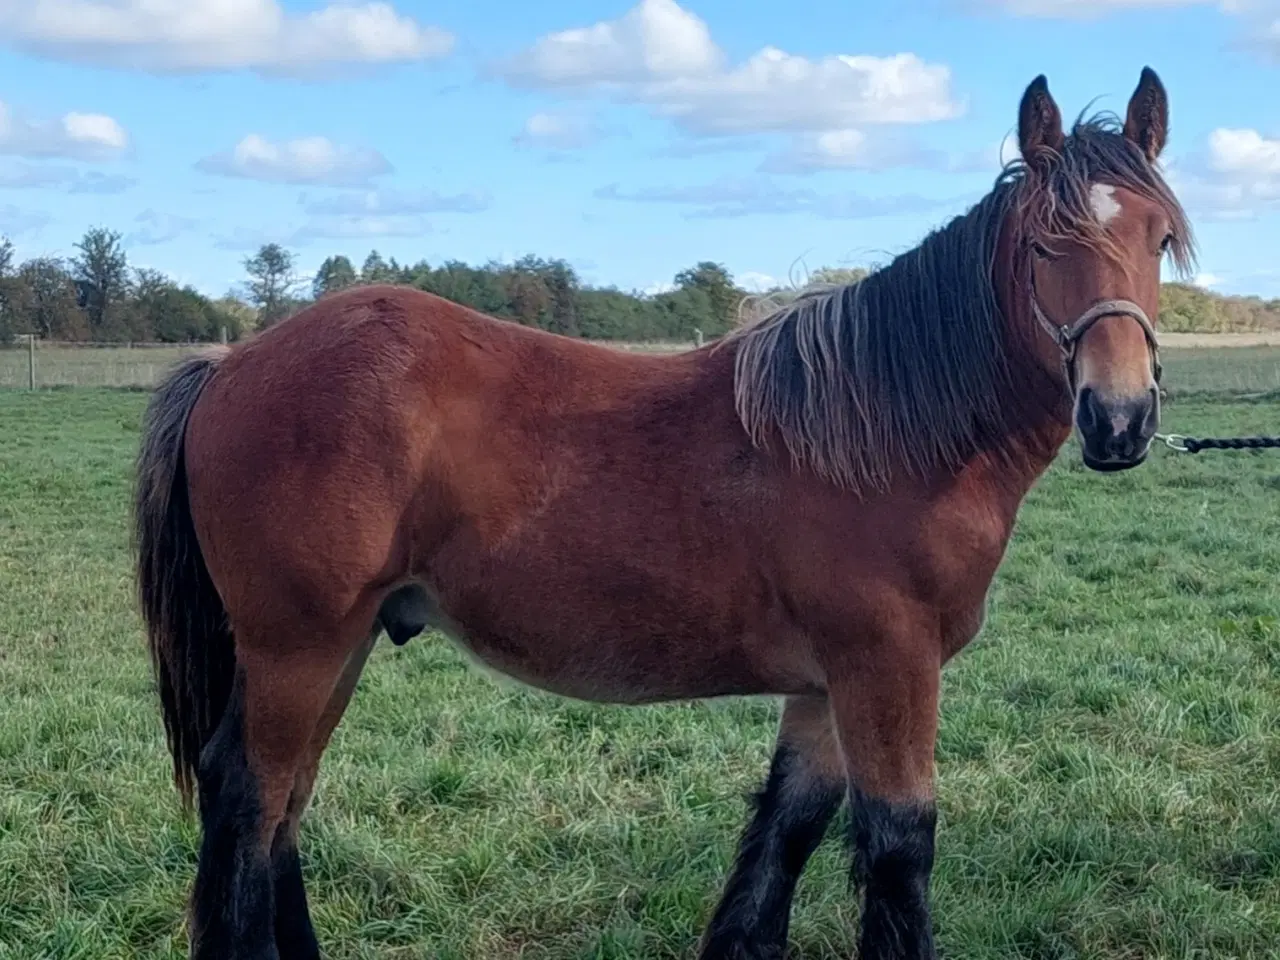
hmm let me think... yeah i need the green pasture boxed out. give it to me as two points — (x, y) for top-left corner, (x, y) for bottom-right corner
(1, 355), (1277, 957)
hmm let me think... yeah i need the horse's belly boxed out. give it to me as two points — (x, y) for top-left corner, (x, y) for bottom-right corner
(441, 618), (780, 704)
(414, 571), (818, 705)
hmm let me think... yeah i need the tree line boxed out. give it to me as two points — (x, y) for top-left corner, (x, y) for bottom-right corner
(229, 243), (798, 342)
(2, 229), (1277, 346)
(0, 229), (786, 345)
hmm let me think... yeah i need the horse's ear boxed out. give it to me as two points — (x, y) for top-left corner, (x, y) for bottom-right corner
(1018, 74), (1064, 170)
(1124, 66), (1168, 162)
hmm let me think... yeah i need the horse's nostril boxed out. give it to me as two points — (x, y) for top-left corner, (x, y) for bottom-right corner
(1076, 387), (1103, 434)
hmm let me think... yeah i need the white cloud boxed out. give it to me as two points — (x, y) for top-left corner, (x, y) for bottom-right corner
(69, 171), (137, 194)
(0, 162), (135, 193)
(301, 188), (489, 216)
(1193, 272), (1224, 288)
(502, 0), (720, 87)
(1208, 128), (1280, 176)
(0, 0), (454, 76)
(127, 210), (200, 245)
(649, 50), (961, 136)
(292, 215), (432, 242)
(1168, 127), (1280, 220)
(761, 129), (946, 174)
(737, 271), (780, 292)
(949, 133), (1020, 174)
(0, 161), (135, 193)
(499, 0), (960, 166)
(980, 0), (1280, 60)
(213, 211), (434, 250)
(0, 204), (52, 235)
(197, 135), (391, 186)
(212, 225), (293, 252)
(595, 178), (949, 220)
(0, 161), (68, 189)
(1221, 2), (1280, 61)
(0, 99), (128, 160)
(981, 0), (1211, 16)
(771, 129), (868, 169)
(514, 112), (605, 151)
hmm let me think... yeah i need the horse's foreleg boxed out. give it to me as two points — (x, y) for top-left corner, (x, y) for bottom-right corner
(190, 628), (363, 960)
(699, 695), (846, 960)
(828, 633), (941, 960)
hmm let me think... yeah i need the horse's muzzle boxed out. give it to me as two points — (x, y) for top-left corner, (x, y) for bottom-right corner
(1076, 385), (1158, 471)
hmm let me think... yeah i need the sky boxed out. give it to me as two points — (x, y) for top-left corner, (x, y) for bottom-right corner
(0, 0), (1278, 300)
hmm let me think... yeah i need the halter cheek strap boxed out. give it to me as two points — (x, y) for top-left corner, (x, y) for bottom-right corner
(1031, 295), (1162, 392)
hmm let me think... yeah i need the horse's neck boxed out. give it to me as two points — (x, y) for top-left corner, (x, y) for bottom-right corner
(970, 410), (1074, 533)
(963, 318), (1075, 526)
(997, 273), (1077, 479)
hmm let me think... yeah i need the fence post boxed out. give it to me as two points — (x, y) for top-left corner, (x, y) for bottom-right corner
(27, 334), (36, 390)
(220, 326), (228, 345)
(693, 328), (704, 348)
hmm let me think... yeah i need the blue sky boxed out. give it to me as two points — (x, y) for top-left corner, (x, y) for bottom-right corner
(1, 0), (1278, 299)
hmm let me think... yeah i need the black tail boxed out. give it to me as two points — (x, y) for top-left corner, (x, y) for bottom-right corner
(134, 349), (234, 808)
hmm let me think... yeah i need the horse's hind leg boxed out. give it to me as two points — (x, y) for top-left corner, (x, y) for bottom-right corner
(699, 696), (846, 960)
(190, 625), (365, 960)
(271, 630), (378, 960)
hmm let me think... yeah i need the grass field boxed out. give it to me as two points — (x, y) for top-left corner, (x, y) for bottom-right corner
(1, 362), (1279, 958)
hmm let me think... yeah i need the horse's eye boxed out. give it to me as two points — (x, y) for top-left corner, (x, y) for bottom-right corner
(1159, 233), (1174, 253)
(1030, 240), (1054, 260)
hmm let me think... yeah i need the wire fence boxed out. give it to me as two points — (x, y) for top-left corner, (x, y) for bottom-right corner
(0, 339), (216, 389)
(3, 334), (1278, 392)
(0, 337), (701, 390)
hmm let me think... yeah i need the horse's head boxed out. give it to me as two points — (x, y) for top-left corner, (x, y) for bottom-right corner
(1013, 67), (1192, 471)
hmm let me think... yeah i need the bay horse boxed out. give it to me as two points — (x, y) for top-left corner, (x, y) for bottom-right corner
(135, 68), (1193, 959)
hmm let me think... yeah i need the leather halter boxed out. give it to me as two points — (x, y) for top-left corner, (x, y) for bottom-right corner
(1029, 271), (1162, 393)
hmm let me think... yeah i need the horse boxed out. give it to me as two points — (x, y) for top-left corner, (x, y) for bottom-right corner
(134, 68), (1193, 959)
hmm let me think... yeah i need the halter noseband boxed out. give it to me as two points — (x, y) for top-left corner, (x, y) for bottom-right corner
(1029, 273), (1162, 394)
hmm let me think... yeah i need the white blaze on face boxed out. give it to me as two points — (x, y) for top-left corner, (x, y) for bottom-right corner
(1090, 183), (1122, 226)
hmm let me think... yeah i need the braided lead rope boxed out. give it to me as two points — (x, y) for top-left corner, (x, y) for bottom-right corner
(1156, 433), (1280, 454)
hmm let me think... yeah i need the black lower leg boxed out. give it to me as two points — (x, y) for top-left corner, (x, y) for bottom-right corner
(849, 787), (937, 960)
(189, 676), (278, 960)
(272, 831), (320, 960)
(700, 745), (845, 960)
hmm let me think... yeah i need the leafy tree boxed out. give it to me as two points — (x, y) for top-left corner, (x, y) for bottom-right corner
(244, 243), (299, 327)
(12, 258), (85, 339)
(361, 250), (397, 285)
(673, 261), (743, 335)
(212, 295), (255, 341)
(399, 259), (433, 289)
(500, 260), (552, 328)
(519, 256), (580, 336)
(655, 285), (716, 340)
(313, 255), (357, 300)
(0, 236), (16, 343)
(72, 227), (130, 338)
(577, 287), (655, 339)
(811, 266), (869, 286)
(130, 269), (227, 342)
(415, 260), (509, 316)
